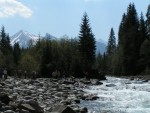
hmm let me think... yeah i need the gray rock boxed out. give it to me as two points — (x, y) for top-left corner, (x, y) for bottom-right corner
(24, 96), (32, 100)
(60, 100), (71, 105)
(51, 105), (76, 113)
(4, 110), (15, 113)
(27, 100), (39, 107)
(18, 103), (43, 113)
(74, 99), (80, 104)
(80, 107), (88, 113)
(91, 80), (103, 85)
(0, 92), (10, 105)
(106, 84), (116, 87)
(19, 109), (30, 113)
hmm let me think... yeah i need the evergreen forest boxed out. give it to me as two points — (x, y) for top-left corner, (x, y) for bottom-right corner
(0, 3), (150, 78)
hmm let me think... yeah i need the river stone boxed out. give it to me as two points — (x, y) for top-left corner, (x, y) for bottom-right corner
(60, 100), (71, 105)
(73, 107), (80, 113)
(4, 110), (15, 113)
(0, 82), (6, 86)
(24, 96), (32, 100)
(4, 105), (13, 110)
(51, 105), (76, 113)
(80, 107), (88, 113)
(19, 109), (30, 113)
(83, 81), (91, 84)
(0, 101), (3, 107)
(18, 103), (43, 113)
(142, 79), (149, 82)
(106, 84), (116, 87)
(27, 100), (39, 106)
(8, 85), (13, 89)
(26, 90), (32, 95)
(55, 92), (63, 97)
(63, 80), (75, 85)
(0, 92), (10, 105)
(9, 102), (17, 111)
(74, 99), (80, 104)
(91, 80), (103, 85)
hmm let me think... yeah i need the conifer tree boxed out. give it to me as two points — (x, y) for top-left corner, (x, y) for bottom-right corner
(118, 3), (139, 75)
(117, 13), (127, 75)
(135, 13), (147, 73)
(0, 26), (12, 55)
(106, 28), (116, 55)
(138, 4), (150, 74)
(139, 39), (150, 74)
(13, 42), (21, 65)
(40, 40), (52, 77)
(78, 13), (96, 72)
(118, 13), (127, 44)
(106, 28), (116, 74)
(0, 26), (7, 54)
(146, 4), (150, 38)
(139, 13), (147, 44)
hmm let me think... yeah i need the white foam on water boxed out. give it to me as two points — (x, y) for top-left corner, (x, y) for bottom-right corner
(80, 76), (150, 113)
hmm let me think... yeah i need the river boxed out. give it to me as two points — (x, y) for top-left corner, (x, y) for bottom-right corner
(80, 76), (150, 113)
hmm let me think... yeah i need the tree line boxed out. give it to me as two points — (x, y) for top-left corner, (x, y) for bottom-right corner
(0, 13), (105, 79)
(104, 3), (150, 76)
(0, 3), (150, 78)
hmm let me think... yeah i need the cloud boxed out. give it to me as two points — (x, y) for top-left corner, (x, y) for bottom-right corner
(0, 0), (32, 18)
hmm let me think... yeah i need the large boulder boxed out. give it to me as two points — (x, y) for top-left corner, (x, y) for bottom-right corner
(4, 110), (15, 113)
(80, 107), (88, 113)
(106, 84), (116, 87)
(18, 103), (43, 113)
(51, 105), (76, 113)
(0, 92), (10, 105)
(91, 80), (103, 85)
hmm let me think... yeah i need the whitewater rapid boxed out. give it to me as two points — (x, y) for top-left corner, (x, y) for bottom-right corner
(80, 76), (150, 113)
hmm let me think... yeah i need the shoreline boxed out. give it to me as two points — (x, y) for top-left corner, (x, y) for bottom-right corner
(0, 76), (102, 113)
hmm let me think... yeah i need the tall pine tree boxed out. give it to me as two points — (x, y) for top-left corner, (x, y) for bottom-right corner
(116, 13), (127, 75)
(136, 13), (147, 73)
(106, 28), (116, 55)
(138, 4), (150, 74)
(78, 13), (96, 73)
(146, 4), (150, 38)
(139, 13), (147, 45)
(13, 42), (21, 65)
(106, 28), (116, 74)
(0, 26), (12, 55)
(40, 40), (52, 77)
(118, 3), (139, 75)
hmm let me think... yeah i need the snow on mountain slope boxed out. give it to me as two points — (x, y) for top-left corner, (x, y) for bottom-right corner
(10, 30), (39, 48)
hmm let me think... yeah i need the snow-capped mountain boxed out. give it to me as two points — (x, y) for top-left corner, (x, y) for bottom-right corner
(10, 30), (39, 48)
(10, 30), (56, 48)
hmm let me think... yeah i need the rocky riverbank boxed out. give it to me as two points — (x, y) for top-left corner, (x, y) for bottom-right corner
(112, 75), (150, 82)
(0, 76), (104, 113)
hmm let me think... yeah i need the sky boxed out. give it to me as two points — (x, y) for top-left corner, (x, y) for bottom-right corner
(0, 0), (149, 42)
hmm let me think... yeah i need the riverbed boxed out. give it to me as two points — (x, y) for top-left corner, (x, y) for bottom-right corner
(80, 76), (150, 113)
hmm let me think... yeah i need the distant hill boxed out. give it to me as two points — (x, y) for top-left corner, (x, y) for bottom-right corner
(96, 39), (107, 54)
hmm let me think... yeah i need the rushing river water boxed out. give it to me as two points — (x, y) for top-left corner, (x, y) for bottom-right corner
(80, 76), (150, 113)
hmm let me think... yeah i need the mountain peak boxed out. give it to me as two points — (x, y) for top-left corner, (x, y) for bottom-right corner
(10, 30), (39, 48)
(10, 30), (56, 48)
